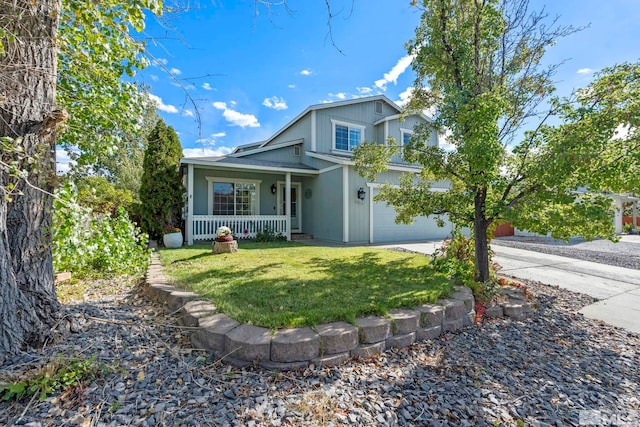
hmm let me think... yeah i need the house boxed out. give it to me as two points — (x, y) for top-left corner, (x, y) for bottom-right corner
(181, 95), (454, 245)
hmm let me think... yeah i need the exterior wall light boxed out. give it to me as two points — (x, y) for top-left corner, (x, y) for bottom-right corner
(271, 183), (277, 194)
(357, 187), (366, 200)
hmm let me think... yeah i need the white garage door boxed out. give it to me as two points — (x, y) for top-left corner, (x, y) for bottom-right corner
(372, 190), (453, 243)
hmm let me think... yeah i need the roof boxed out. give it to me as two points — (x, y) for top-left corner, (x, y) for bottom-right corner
(181, 156), (318, 175)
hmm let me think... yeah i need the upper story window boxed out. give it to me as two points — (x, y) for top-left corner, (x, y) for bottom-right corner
(400, 128), (413, 146)
(332, 119), (365, 152)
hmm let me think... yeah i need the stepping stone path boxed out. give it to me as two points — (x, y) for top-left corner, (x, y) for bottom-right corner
(145, 254), (533, 370)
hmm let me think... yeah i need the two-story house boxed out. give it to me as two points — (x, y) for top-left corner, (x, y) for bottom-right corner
(181, 95), (454, 245)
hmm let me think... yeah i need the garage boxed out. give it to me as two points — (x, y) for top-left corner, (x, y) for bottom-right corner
(371, 189), (454, 243)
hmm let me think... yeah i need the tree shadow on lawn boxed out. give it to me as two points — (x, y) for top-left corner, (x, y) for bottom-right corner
(168, 249), (453, 328)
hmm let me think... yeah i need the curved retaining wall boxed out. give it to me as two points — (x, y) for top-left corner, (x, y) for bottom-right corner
(145, 254), (532, 370)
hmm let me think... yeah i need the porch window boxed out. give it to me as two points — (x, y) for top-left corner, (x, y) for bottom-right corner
(206, 177), (261, 215)
(331, 119), (365, 152)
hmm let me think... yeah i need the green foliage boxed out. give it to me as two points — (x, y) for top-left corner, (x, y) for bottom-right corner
(139, 119), (185, 240)
(0, 356), (107, 402)
(255, 225), (287, 242)
(56, 0), (162, 175)
(356, 0), (638, 282)
(74, 176), (134, 215)
(53, 182), (150, 277)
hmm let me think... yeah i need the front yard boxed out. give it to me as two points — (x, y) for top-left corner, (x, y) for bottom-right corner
(159, 241), (453, 328)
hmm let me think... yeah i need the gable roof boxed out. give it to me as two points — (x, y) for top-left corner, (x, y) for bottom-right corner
(181, 155), (318, 175)
(232, 95), (430, 157)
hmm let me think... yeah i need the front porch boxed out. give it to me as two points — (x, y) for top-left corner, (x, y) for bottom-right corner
(191, 215), (289, 242)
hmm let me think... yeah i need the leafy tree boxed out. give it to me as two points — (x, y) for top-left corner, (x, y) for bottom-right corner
(74, 176), (134, 216)
(139, 119), (185, 240)
(0, 0), (160, 358)
(355, 0), (639, 283)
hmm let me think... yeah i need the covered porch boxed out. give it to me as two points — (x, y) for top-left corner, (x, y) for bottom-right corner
(182, 157), (319, 245)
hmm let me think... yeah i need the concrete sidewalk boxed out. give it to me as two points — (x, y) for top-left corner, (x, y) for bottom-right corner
(381, 240), (640, 334)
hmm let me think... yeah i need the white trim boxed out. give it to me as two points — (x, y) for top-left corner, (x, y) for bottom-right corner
(373, 112), (434, 126)
(205, 177), (262, 216)
(330, 148), (355, 156)
(285, 173), (292, 240)
(187, 164), (194, 245)
(331, 119), (366, 152)
(384, 121), (389, 145)
(311, 110), (317, 152)
(182, 158), (318, 175)
(319, 164), (343, 174)
(342, 165), (349, 243)
(305, 150), (424, 173)
(277, 180), (301, 234)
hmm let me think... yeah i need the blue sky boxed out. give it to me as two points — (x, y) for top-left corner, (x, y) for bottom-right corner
(137, 0), (640, 158)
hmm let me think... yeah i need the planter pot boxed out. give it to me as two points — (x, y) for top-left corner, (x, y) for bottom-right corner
(215, 235), (234, 242)
(163, 231), (183, 248)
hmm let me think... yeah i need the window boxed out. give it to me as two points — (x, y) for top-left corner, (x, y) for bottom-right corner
(293, 145), (301, 156)
(374, 100), (383, 115)
(400, 129), (413, 146)
(332, 120), (365, 152)
(207, 178), (260, 215)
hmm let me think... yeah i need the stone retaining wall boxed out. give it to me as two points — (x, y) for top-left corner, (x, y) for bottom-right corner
(146, 254), (532, 370)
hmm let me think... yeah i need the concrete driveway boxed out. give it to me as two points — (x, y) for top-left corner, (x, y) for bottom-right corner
(383, 239), (640, 334)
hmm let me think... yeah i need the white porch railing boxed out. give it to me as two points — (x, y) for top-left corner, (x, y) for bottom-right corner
(191, 215), (288, 241)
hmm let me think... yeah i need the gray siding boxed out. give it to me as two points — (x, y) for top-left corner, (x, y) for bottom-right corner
(242, 144), (302, 164)
(347, 166), (371, 243)
(307, 167), (343, 242)
(266, 113), (311, 147)
(315, 101), (385, 153)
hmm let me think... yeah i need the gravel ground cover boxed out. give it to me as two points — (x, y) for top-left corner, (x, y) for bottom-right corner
(492, 236), (640, 270)
(1, 254), (639, 426)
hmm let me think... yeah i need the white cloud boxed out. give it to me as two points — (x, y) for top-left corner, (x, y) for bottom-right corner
(148, 93), (179, 114)
(375, 55), (415, 90)
(577, 68), (593, 74)
(357, 86), (373, 95)
(182, 109), (194, 117)
(150, 74), (159, 81)
(202, 82), (213, 90)
(56, 148), (75, 174)
(152, 57), (168, 66)
(329, 92), (346, 100)
(300, 69), (312, 76)
(262, 96), (288, 110)
(169, 67), (182, 75)
(212, 101), (260, 128)
(195, 131), (227, 145)
(288, 84), (296, 89)
(183, 147), (233, 158)
(396, 87), (413, 107)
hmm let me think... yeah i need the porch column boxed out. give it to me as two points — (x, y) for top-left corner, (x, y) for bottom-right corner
(614, 197), (623, 234)
(342, 165), (349, 243)
(187, 163), (194, 245)
(285, 172), (291, 241)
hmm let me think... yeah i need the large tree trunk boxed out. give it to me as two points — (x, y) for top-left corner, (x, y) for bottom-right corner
(0, 0), (63, 362)
(473, 187), (491, 283)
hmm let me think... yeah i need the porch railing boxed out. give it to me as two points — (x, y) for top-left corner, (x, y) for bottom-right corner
(191, 215), (288, 241)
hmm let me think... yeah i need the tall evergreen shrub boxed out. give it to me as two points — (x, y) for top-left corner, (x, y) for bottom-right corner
(139, 119), (184, 240)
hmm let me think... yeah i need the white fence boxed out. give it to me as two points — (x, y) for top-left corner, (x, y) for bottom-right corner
(191, 215), (289, 241)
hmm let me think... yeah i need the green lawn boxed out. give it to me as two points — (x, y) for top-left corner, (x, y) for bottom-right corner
(159, 241), (453, 329)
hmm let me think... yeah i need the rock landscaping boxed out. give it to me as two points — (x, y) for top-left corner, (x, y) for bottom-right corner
(1, 245), (639, 426)
(146, 254), (531, 369)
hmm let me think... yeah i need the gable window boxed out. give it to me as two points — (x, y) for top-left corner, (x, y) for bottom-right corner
(206, 177), (261, 215)
(293, 145), (301, 156)
(332, 119), (365, 152)
(374, 100), (383, 115)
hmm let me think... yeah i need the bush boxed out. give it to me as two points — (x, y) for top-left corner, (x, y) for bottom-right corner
(52, 183), (150, 277)
(430, 232), (498, 302)
(255, 225), (287, 242)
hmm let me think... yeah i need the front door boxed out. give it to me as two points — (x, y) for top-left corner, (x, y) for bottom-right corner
(278, 182), (301, 233)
